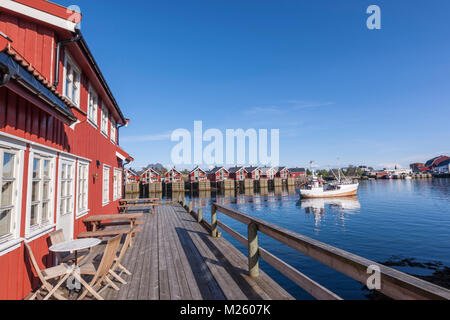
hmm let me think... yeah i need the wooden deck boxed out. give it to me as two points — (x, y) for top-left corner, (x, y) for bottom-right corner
(103, 204), (293, 300)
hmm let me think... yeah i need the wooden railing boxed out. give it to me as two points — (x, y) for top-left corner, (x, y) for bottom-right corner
(200, 202), (450, 300)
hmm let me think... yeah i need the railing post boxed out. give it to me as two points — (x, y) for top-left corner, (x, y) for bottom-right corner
(211, 204), (218, 238)
(248, 222), (259, 278)
(197, 209), (203, 223)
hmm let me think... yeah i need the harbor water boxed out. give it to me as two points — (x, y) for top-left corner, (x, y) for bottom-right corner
(177, 178), (450, 299)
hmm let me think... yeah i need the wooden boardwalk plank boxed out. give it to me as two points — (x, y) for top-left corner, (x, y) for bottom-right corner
(101, 204), (293, 300)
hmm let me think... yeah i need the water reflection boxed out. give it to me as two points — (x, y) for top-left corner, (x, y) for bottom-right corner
(299, 196), (361, 232)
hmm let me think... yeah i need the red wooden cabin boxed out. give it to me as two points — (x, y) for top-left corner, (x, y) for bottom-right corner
(189, 166), (207, 182)
(276, 167), (289, 179)
(259, 167), (277, 180)
(245, 166), (262, 180)
(228, 166), (248, 181)
(164, 168), (183, 183)
(288, 168), (306, 178)
(125, 168), (140, 184)
(207, 167), (229, 182)
(0, 1), (132, 300)
(141, 167), (161, 184)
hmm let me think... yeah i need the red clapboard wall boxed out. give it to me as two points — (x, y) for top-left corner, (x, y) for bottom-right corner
(0, 1), (131, 300)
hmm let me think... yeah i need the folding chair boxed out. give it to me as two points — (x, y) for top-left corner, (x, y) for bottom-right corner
(105, 229), (134, 286)
(77, 235), (122, 300)
(49, 229), (89, 264)
(25, 243), (71, 300)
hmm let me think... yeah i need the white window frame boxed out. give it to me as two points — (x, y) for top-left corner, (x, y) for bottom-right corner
(76, 161), (90, 218)
(57, 157), (75, 220)
(101, 104), (109, 137)
(102, 165), (110, 206)
(110, 116), (116, 144)
(113, 168), (122, 201)
(62, 50), (81, 107)
(0, 138), (25, 256)
(25, 146), (57, 241)
(87, 84), (98, 127)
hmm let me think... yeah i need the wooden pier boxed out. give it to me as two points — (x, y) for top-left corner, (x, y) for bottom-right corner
(99, 202), (450, 300)
(103, 204), (293, 300)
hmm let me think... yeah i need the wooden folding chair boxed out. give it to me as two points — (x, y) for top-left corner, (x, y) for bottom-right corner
(25, 243), (71, 300)
(77, 235), (122, 300)
(105, 230), (134, 286)
(49, 229), (88, 264)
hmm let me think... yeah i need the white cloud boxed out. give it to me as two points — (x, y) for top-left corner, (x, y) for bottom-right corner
(121, 132), (172, 142)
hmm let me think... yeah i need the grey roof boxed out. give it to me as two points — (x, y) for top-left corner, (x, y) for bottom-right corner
(244, 166), (260, 173)
(190, 166), (206, 174)
(228, 166), (246, 174)
(288, 167), (306, 173)
(207, 166), (228, 174)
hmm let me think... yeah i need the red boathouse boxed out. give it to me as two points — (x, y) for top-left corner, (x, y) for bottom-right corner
(207, 167), (229, 182)
(0, 0), (132, 300)
(141, 167), (161, 184)
(164, 168), (183, 183)
(189, 166), (207, 182)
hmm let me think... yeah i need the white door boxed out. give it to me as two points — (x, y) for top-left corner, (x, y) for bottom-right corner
(57, 159), (75, 240)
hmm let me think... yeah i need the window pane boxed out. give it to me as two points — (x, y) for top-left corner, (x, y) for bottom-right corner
(43, 181), (49, 200)
(2, 153), (14, 178)
(0, 209), (11, 237)
(33, 158), (40, 178)
(41, 202), (48, 223)
(1, 181), (13, 206)
(61, 164), (66, 179)
(32, 181), (40, 202)
(67, 165), (72, 179)
(61, 181), (66, 197)
(43, 160), (50, 179)
(60, 199), (65, 215)
(30, 204), (38, 226)
(66, 199), (71, 213)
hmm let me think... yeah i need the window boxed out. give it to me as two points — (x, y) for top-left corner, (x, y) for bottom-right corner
(101, 105), (109, 136)
(0, 149), (19, 242)
(87, 85), (98, 126)
(110, 117), (116, 143)
(63, 52), (81, 106)
(103, 165), (110, 205)
(77, 162), (89, 217)
(28, 152), (55, 235)
(59, 161), (74, 217)
(113, 168), (122, 201)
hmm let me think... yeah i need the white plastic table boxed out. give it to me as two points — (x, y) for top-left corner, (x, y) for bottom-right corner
(49, 238), (102, 297)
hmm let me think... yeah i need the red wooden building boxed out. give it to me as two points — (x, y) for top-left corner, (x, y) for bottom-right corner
(259, 167), (277, 180)
(0, 0), (132, 300)
(189, 166), (207, 182)
(125, 168), (140, 184)
(245, 166), (261, 180)
(288, 168), (306, 178)
(275, 167), (289, 179)
(141, 167), (161, 184)
(228, 166), (247, 181)
(207, 167), (229, 182)
(164, 168), (183, 183)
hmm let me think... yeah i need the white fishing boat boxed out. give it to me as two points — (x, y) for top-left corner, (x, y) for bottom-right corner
(300, 162), (359, 199)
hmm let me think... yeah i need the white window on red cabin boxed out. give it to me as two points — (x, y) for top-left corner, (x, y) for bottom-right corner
(87, 85), (98, 126)
(0, 146), (22, 245)
(101, 104), (109, 137)
(63, 51), (81, 107)
(77, 161), (89, 217)
(110, 117), (116, 144)
(103, 165), (110, 205)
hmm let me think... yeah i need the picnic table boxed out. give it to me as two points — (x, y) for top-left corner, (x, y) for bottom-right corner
(119, 198), (159, 205)
(80, 213), (143, 246)
(118, 203), (159, 214)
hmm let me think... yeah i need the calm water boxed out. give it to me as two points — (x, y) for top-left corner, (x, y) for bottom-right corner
(170, 179), (450, 299)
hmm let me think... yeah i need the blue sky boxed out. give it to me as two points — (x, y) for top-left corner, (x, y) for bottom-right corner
(57, 0), (450, 170)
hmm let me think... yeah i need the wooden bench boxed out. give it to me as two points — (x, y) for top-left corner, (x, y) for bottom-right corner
(77, 226), (142, 241)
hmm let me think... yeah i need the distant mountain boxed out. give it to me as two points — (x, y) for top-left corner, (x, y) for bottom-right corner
(145, 163), (166, 172)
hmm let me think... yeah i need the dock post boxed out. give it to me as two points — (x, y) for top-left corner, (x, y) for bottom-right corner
(188, 201), (192, 213)
(248, 222), (259, 278)
(211, 205), (218, 238)
(197, 208), (203, 223)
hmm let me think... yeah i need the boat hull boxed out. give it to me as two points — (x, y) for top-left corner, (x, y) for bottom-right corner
(300, 183), (359, 199)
